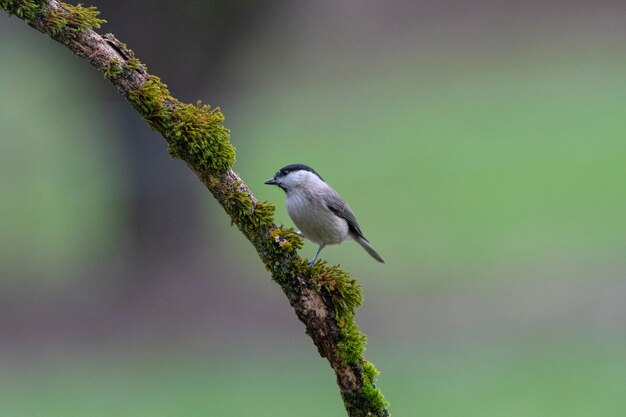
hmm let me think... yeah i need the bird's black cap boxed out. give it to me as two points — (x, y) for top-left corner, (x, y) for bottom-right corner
(275, 164), (324, 181)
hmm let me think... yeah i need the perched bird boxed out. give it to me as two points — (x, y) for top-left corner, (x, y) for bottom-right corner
(264, 164), (384, 266)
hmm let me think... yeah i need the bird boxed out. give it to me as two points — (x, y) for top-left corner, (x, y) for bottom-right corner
(264, 164), (384, 266)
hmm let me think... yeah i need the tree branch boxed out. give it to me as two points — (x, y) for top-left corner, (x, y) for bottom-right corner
(1, 1), (390, 415)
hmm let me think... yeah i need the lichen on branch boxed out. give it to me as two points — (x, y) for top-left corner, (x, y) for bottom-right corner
(0, 1), (390, 416)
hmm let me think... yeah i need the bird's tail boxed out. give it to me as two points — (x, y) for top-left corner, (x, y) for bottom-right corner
(353, 234), (385, 263)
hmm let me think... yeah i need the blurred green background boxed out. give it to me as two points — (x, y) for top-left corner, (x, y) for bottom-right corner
(1, 1), (625, 416)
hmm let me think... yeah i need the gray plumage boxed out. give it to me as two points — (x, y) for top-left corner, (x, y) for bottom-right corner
(265, 164), (384, 266)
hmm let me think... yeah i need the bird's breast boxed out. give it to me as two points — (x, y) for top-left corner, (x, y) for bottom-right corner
(285, 191), (349, 245)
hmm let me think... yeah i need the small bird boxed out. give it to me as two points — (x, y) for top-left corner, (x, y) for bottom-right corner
(265, 164), (384, 266)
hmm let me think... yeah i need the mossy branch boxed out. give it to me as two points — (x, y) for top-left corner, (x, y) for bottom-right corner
(1, 1), (390, 416)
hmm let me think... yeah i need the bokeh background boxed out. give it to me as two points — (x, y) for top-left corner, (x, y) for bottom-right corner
(2, 1), (626, 416)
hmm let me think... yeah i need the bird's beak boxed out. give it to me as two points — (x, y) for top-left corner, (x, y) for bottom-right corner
(264, 178), (278, 185)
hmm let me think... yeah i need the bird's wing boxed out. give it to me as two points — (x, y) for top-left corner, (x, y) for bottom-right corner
(326, 197), (368, 241)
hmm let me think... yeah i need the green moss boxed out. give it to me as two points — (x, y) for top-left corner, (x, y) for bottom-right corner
(313, 263), (362, 318)
(132, 81), (241, 215)
(103, 58), (145, 80)
(167, 101), (235, 172)
(221, 182), (274, 240)
(310, 262), (367, 363)
(342, 371), (390, 417)
(308, 262), (389, 414)
(361, 359), (380, 383)
(308, 263), (388, 412)
(45, 9), (68, 35)
(125, 57), (143, 72)
(264, 227), (306, 290)
(2, 1), (105, 35)
(337, 319), (367, 364)
(262, 226), (304, 287)
(360, 359), (388, 412)
(126, 76), (172, 129)
(128, 76), (236, 173)
(0, 0), (47, 22)
(59, 2), (105, 33)
(342, 386), (390, 417)
(268, 226), (302, 252)
(251, 200), (276, 231)
(360, 382), (389, 415)
(103, 58), (123, 80)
